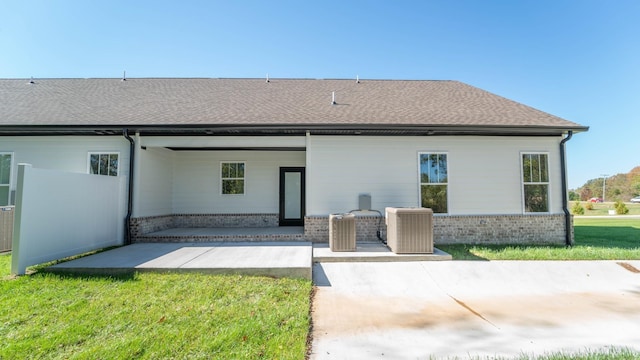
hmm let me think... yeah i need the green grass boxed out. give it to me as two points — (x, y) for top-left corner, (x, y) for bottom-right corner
(0, 253), (311, 359)
(570, 201), (640, 216)
(523, 347), (639, 360)
(443, 346), (640, 359)
(439, 217), (640, 260)
(2, 215), (639, 359)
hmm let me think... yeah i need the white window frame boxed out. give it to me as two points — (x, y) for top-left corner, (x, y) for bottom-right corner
(0, 152), (14, 206)
(417, 152), (449, 214)
(87, 152), (120, 176)
(520, 152), (550, 213)
(220, 161), (246, 195)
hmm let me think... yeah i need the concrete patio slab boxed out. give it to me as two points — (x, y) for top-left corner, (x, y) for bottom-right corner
(48, 242), (312, 279)
(311, 260), (640, 359)
(313, 242), (452, 262)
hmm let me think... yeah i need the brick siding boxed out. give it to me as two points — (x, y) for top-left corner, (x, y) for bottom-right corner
(130, 213), (279, 242)
(305, 213), (571, 245)
(130, 212), (571, 245)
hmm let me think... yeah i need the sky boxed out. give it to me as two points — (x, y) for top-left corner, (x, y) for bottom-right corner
(1, 0), (638, 189)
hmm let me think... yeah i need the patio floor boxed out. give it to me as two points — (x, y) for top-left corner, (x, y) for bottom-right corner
(48, 242), (313, 279)
(47, 228), (452, 278)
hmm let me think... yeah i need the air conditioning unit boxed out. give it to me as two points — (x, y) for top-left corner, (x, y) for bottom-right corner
(329, 213), (356, 252)
(0, 206), (14, 252)
(385, 207), (433, 254)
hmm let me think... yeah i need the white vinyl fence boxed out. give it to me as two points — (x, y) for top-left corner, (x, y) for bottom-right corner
(11, 164), (126, 275)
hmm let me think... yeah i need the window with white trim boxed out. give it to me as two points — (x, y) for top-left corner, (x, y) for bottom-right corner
(0, 153), (13, 205)
(419, 153), (448, 213)
(522, 153), (549, 213)
(89, 152), (119, 176)
(221, 162), (245, 195)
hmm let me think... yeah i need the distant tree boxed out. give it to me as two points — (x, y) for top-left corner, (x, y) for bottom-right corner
(574, 166), (640, 201)
(579, 187), (593, 201)
(569, 190), (580, 201)
(629, 166), (640, 196)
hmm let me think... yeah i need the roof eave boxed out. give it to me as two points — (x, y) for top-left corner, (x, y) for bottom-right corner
(0, 124), (589, 136)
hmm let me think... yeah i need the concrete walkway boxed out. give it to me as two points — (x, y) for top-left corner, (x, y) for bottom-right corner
(311, 260), (640, 359)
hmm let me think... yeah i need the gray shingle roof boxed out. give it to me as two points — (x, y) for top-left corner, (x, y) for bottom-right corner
(0, 78), (587, 135)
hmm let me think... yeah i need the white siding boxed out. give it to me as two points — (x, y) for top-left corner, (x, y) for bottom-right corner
(0, 136), (130, 203)
(2, 135), (566, 219)
(172, 151), (305, 213)
(137, 147), (173, 216)
(306, 136), (563, 216)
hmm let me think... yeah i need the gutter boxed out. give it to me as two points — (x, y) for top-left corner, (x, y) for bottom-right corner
(559, 130), (573, 246)
(0, 123), (590, 137)
(123, 129), (135, 245)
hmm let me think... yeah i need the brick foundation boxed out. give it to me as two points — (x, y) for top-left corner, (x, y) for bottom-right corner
(130, 213), (279, 242)
(433, 214), (571, 245)
(305, 213), (571, 245)
(130, 212), (571, 245)
(304, 214), (386, 243)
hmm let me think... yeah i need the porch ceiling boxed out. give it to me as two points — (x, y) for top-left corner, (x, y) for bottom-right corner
(139, 135), (307, 149)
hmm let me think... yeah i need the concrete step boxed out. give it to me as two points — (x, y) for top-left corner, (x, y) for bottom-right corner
(313, 242), (452, 262)
(136, 227), (305, 243)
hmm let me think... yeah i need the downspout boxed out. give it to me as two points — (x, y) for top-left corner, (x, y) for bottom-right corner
(560, 130), (573, 247)
(123, 129), (135, 245)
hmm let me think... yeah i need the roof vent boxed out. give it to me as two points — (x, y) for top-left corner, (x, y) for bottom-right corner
(266, 73), (270, 83)
(28, 77), (35, 84)
(122, 71), (127, 81)
(332, 91), (336, 105)
(356, 75), (360, 83)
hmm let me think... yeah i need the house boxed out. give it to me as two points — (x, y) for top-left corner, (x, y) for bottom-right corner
(0, 77), (588, 251)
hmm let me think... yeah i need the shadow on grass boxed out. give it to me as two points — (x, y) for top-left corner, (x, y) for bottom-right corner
(436, 245), (490, 261)
(574, 226), (640, 249)
(39, 268), (138, 281)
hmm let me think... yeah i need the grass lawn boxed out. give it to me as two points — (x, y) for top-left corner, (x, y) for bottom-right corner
(0, 254), (312, 359)
(570, 201), (640, 216)
(2, 215), (639, 359)
(478, 347), (640, 360)
(439, 217), (640, 261)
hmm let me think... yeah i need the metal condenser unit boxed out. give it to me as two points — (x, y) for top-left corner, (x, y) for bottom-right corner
(385, 207), (433, 254)
(329, 213), (356, 252)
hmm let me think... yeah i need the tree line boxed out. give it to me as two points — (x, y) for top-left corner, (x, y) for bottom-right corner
(570, 166), (640, 202)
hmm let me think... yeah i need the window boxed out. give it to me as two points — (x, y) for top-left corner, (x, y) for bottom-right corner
(221, 162), (245, 195)
(522, 153), (549, 213)
(0, 153), (12, 205)
(89, 153), (119, 176)
(419, 153), (448, 213)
